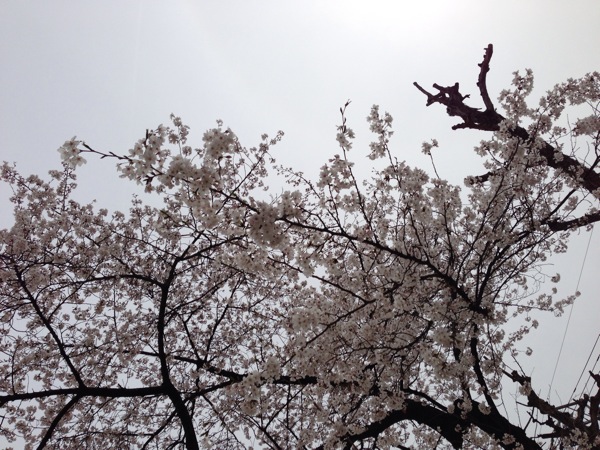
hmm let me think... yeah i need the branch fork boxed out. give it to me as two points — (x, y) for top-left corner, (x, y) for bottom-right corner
(414, 45), (502, 131)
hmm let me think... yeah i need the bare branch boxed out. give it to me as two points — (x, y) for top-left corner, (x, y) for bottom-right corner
(545, 210), (600, 231)
(477, 44), (495, 111)
(414, 44), (600, 202)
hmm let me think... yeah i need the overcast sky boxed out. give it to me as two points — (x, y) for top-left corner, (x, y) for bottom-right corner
(1, 0), (599, 414)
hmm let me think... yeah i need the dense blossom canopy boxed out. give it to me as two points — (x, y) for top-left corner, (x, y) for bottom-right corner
(1, 46), (599, 449)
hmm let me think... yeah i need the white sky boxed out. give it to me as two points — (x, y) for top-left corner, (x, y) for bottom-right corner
(1, 0), (599, 417)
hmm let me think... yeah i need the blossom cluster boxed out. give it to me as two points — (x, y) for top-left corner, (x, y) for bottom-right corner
(57, 136), (86, 167)
(5, 66), (600, 449)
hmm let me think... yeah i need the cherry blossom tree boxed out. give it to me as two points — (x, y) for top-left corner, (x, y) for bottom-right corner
(1, 45), (599, 449)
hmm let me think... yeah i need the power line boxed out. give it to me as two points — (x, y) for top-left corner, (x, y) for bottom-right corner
(571, 333), (600, 398)
(547, 227), (594, 400)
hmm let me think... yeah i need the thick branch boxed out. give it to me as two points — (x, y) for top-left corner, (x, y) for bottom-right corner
(158, 263), (200, 450)
(37, 395), (80, 450)
(590, 372), (600, 436)
(340, 399), (466, 449)
(465, 400), (542, 450)
(507, 370), (600, 448)
(477, 43), (495, 111)
(414, 44), (600, 201)
(338, 396), (542, 450)
(0, 385), (165, 405)
(412, 79), (501, 131)
(545, 210), (600, 231)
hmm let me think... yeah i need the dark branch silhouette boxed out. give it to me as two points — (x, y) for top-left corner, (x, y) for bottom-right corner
(415, 44), (600, 230)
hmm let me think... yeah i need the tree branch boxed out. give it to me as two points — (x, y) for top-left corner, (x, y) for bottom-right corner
(36, 395), (80, 450)
(340, 399), (466, 449)
(477, 44), (495, 111)
(414, 44), (600, 201)
(338, 395), (543, 450)
(0, 386), (164, 405)
(544, 210), (600, 231)
(506, 370), (600, 448)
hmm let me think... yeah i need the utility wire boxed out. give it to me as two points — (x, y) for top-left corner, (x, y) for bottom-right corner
(547, 228), (594, 400)
(571, 333), (600, 397)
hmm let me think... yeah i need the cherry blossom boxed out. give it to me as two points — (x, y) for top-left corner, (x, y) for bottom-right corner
(1, 45), (599, 449)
